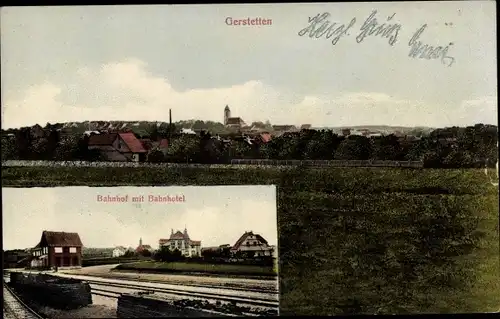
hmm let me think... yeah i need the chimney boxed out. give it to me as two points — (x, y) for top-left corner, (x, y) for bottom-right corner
(169, 109), (172, 139)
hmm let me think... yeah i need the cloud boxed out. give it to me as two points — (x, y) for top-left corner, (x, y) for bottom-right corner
(2, 58), (497, 129)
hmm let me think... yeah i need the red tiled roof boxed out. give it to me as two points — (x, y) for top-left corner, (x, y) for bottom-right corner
(260, 133), (271, 143)
(119, 133), (147, 153)
(88, 133), (118, 146)
(140, 139), (153, 150)
(136, 244), (153, 251)
(158, 139), (169, 148)
(36, 231), (83, 248)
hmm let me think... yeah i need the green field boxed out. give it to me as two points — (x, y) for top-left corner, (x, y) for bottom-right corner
(114, 261), (277, 277)
(82, 257), (143, 267)
(2, 166), (499, 315)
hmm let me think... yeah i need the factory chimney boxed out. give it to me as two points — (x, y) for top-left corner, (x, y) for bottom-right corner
(169, 109), (172, 139)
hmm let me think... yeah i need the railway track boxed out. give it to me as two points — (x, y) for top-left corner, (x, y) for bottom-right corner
(56, 272), (278, 294)
(3, 282), (44, 319)
(87, 280), (279, 308)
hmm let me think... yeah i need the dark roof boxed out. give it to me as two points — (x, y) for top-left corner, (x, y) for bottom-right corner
(119, 133), (147, 153)
(88, 133), (118, 146)
(224, 105), (230, 110)
(170, 231), (188, 240)
(36, 231), (83, 248)
(231, 231), (269, 250)
(226, 117), (245, 125)
(272, 125), (296, 131)
(201, 246), (220, 252)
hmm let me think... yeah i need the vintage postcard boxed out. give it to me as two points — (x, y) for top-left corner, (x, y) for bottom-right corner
(1, 2), (498, 317)
(3, 185), (279, 317)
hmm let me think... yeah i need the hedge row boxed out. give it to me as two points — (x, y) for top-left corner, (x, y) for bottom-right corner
(1, 167), (496, 196)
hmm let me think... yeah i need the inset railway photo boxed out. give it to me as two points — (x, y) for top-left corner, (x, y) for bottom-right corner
(2, 186), (279, 318)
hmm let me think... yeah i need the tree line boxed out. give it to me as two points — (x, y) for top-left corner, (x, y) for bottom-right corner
(1, 123), (497, 168)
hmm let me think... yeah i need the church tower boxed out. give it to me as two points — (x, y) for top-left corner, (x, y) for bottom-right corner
(224, 105), (231, 125)
(139, 238), (142, 246)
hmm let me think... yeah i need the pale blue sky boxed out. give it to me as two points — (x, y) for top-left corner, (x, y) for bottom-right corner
(1, 2), (497, 128)
(2, 186), (278, 250)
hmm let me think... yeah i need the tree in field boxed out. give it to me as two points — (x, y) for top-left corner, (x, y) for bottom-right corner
(147, 149), (165, 162)
(371, 135), (403, 160)
(123, 250), (135, 258)
(230, 140), (252, 159)
(15, 128), (33, 159)
(154, 246), (184, 262)
(334, 136), (372, 160)
(166, 135), (200, 163)
(1, 137), (18, 160)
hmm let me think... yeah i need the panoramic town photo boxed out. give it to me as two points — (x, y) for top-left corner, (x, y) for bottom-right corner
(2, 2), (498, 317)
(3, 186), (279, 318)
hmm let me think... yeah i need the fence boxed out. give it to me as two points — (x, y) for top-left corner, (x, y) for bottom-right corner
(2, 160), (424, 168)
(230, 159), (424, 168)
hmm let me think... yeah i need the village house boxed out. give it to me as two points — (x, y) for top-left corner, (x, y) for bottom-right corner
(112, 246), (127, 257)
(224, 105), (246, 129)
(230, 231), (274, 257)
(30, 231), (83, 269)
(87, 132), (147, 161)
(159, 228), (201, 257)
(140, 138), (169, 155)
(272, 125), (297, 134)
(136, 238), (154, 254)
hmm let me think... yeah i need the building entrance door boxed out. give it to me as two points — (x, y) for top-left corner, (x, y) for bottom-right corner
(56, 257), (62, 267)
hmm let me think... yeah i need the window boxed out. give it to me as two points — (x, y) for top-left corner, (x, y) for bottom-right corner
(70, 247), (77, 253)
(54, 247), (63, 253)
(253, 242), (257, 246)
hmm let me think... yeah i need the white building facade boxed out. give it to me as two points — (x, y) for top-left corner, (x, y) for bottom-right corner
(112, 246), (127, 257)
(159, 228), (201, 257)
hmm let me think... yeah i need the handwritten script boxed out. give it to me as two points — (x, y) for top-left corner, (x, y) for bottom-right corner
(298, 10), (455, 67)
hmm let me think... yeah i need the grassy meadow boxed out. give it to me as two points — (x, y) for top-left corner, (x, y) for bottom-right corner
(2, 166), (499, 315)
(114, 261), (276, 277)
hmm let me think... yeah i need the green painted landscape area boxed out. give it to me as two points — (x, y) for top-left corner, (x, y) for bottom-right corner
(114, 261), (277, 277)
(2, 166), (499, 315)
